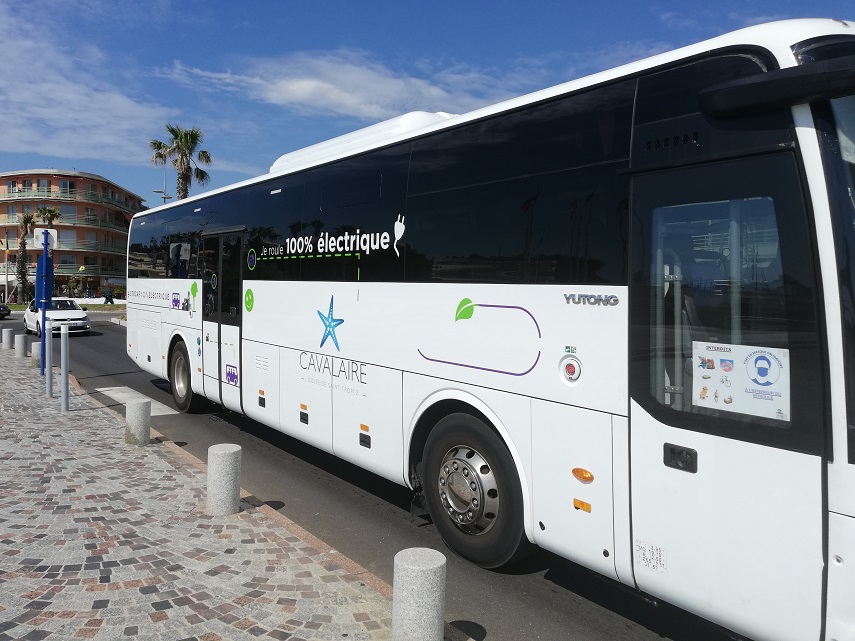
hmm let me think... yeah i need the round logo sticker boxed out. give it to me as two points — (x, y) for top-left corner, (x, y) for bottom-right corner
(744, 350), (781, 387)
(247, 248), (257, 271)
(244, 288), (255, 312)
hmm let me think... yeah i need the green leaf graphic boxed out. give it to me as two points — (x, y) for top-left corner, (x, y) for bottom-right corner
(455, 298), (476, 322)
(190, 281), (198, 298)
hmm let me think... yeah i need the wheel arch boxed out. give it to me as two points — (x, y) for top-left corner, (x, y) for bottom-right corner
(166, 329), (197, 386)
(406, 389), (534, 545)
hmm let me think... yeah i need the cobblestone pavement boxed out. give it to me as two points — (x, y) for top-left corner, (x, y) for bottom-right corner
(0, 346), (407, 641)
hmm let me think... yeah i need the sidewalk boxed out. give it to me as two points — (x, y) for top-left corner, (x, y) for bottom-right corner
(0, 346), (461, 640)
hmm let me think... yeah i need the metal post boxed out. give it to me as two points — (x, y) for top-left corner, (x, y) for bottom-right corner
(40, 228), (48, 376)
(45, 319), (53, 398)
(60, 324), (69, 412)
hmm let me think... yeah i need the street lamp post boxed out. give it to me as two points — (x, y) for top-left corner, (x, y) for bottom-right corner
(153, 175), (172, 204)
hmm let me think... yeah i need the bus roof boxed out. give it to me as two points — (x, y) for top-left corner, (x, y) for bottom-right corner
(135, 18), (853, 219)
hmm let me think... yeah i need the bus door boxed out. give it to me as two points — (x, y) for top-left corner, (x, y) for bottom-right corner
(201, 230), (245, 413)
(628, 155), (827, 641)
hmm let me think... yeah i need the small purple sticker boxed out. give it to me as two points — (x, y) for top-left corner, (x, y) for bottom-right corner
(225, 364), (239, 386)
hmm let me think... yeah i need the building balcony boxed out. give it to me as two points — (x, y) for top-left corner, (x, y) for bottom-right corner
(2, 263), (125, 280)
(0, 188), (142, 215)
(0, 212), (129, 233)
(2, 239), (126, 255)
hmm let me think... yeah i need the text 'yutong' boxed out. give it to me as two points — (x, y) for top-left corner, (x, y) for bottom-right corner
(564, 294), (619, 306)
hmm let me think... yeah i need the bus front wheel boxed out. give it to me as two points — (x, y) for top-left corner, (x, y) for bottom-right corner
(423, 413), (530, 569)
(170, 341), (201, 413)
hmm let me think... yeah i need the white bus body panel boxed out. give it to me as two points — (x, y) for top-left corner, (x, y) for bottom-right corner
(332, 364), (404, 482)
(202, 320), (221, 404)
(127, 279), (203, 383)
(610, 415), (633, 587)
(827, 512), (855, 641)
(127, 307), (163, 376)
(242, 339), (281, 429)
(220, 324), (241, 413)
(279, 347), (334, 452)
(530, 400), (617, 580)
(630, 401), (823, 641)
(240, 280), (627, 416)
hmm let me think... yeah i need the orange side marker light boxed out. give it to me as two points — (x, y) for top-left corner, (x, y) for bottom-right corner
(572, 468), (594, 484)
(573, 499), (592, 513)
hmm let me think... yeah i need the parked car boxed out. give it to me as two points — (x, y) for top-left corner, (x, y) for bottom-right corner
(0, 303), (10, 320)
(23, 298), (90, 336)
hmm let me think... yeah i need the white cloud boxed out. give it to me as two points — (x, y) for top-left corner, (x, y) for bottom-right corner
(156, 49), (530, 121)
(726, 12), (791, 28)
(659, 12), (699, 31)
(0, 2), (176, 165)
(564, 40), (676, 80)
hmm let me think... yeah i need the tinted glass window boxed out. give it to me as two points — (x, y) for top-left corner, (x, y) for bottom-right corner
(409, 80), (634, 195)
(220, 234), (243, 325)
(793, 35), (855, 63)
(128, 204), (211, 279)
(243, 175), (305, 282)
(301, 145), (410, 283)
(406, 163), (628, 284)
(635, 55), (769, 124)
(631, 155), (825, 454)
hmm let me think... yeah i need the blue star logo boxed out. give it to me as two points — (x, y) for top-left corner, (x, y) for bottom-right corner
(317, 295), (344, 351)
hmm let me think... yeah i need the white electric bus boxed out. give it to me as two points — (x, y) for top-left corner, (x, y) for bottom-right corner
(127, 19), (855, 641)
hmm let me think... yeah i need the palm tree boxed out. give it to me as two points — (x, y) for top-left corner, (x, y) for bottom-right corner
(36, 205), (61, 258)
(150, 124), (213, 200)
(16, 210), (35, 302)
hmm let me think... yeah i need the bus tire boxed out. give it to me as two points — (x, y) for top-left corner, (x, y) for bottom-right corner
(423, 412), (530, 569)
(170, 341), (201, 413)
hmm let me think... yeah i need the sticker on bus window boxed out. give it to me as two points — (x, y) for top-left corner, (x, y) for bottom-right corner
(692, 342), (790, 421)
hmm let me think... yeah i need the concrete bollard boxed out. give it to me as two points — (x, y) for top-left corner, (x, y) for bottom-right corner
(1, 327), (12, 349)
(207, 444), (242, 516)
(391, 548), (447, 641)
(125, 400), (151, 446)
(30, 341), (41, 368)
(14, 333), (26, 358)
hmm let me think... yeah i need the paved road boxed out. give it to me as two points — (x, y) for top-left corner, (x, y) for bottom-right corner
(4, 312), (737, 641)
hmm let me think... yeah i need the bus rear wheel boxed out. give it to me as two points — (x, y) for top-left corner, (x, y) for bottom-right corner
(170, 341), (202, 413)
(423, 413), (530, 569)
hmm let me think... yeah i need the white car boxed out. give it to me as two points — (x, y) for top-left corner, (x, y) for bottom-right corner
(23, 298), (91, 336)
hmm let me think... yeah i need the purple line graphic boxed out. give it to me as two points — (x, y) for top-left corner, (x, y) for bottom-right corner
(418, 349), (541, 377)
(418, 301), (542, 376)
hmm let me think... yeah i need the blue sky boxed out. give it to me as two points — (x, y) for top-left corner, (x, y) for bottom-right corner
(1, 0), (852, 205)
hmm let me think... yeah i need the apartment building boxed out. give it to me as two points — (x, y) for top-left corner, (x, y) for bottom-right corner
(0, 169), (144, 301)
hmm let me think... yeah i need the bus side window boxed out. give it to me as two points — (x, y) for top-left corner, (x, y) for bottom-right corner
(631, 155), (825, 454)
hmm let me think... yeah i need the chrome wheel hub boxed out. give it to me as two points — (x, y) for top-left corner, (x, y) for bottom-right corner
(173, 354), (188, 398)
(437, 445), (499, 535)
